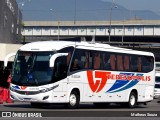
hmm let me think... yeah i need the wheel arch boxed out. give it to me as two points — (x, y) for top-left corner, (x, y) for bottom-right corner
(130, 89), (138, 101)
(67, 87), (80, 102)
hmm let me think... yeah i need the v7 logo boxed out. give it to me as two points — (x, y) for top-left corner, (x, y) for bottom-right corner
(87, 71), (111, 93)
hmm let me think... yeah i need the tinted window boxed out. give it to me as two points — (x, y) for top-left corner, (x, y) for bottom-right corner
(58, 46), (74, 71)
(102, 52), (110, 70)
(156, 76), (160, 82)
(110, 54), (116, 70)
(70, 49), (92, 72)
(69, 48), (154, 73)
(155, 84), (160, 88)
(117, 55), (123, 71)
(52, 56), (68, 82)
(142, 56), (154, 72)
(93, 51), (101, 69)
(124, 55), (130, 71)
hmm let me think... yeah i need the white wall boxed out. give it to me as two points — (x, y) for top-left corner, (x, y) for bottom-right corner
(0, 43), (22, 61)
(125, 27), (134, 36)
(154, 27), (160, 36)
(134, 26), (143, 36)
(96, 27), (106, 36)
(23, 25), (160, 36)
(51, 28), (58, 36)
(24, 28), (33, 36)
(69, 27), (77, 36)
(87, 27), (96, 36)
(42, 27), (50, 36)
(144, 27), (153, 36)
(60, 27), (68, 35)
(115, 27), (123, 36)
(33, 27), (41, 36)
(78, 27), (87, 35)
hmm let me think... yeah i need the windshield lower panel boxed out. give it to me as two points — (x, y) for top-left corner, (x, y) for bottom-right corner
(12, 51), (55, 86)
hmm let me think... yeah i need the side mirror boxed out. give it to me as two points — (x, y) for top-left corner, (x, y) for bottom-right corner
(50, 53), (68, 68)
(4, 53), (16, 68)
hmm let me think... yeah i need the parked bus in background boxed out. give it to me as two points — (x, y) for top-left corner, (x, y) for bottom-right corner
(155, 62), (160, 71)
(5, 41), (155, 108)
(154, 72), (160, 99)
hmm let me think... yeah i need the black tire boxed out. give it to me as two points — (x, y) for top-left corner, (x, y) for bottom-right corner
(127, 92), (137, 108)
(67, 91), (80, 109)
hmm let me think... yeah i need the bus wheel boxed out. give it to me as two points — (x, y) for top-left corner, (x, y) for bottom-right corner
(128, 92), (137, 108)
(67, 91), (80, 109)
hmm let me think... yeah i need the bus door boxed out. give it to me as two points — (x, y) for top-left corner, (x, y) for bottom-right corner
(51, 54), (68, 93)
(67, 58), (84, 98)
(67, 49), (90, 101)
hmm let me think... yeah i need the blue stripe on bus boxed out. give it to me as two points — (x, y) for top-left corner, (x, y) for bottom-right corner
(107, 73), (143, 93)
(107, 73), (134, 92)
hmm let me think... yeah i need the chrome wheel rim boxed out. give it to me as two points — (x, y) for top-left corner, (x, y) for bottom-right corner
(69, 94), (76, 106)
(130, 95), (135, 106)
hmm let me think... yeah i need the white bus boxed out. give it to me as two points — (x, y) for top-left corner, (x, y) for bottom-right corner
(6, 41), (155, 108)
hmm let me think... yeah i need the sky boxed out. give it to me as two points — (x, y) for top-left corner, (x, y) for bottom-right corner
(102, 0), (160, 15)
(16, 0), (160, 21)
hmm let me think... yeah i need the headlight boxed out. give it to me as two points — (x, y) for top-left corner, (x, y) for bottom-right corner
(40, 85), (59, 93)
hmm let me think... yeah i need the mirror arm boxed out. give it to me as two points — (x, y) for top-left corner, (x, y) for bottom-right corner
(4, 53), (16, 68)
(50, 53), (68, 68)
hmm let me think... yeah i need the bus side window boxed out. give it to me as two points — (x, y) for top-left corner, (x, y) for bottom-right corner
(124, 55), (130, 71)
(130, 56), (135, 72)
(110, 54), (116, 70)
(58, 46), (74, 72)
(142, 56), (153, 73)
(67, 52), (71, 66)
(137, 57), (142, 72)
(70, 49), (83, 72)
(102, 52), (110, 70)
(84, 51), (89, 69)
(53, 56), (67, 81)
(131, 56), (142, 72)
(149, 58), (154, 71)
(117, 55), (123, 71)
(71, 59), (81, 71)
(93, 52), (100, 69)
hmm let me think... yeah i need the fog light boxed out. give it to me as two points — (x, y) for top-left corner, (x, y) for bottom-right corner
(43, 96), (49, 100)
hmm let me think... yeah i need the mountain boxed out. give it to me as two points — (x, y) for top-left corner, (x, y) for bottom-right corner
(16, 0), (160, 21)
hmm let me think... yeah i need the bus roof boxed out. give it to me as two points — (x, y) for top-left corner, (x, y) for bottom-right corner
(19, 41), (154, 56)
(20, 41), (76, 51)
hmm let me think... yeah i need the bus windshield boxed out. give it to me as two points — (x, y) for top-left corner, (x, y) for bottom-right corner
(12, 51), (55, 86)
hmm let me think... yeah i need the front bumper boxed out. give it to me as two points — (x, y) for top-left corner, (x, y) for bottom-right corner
(10, 90), (67, 103)
(10, 90), (53, 103)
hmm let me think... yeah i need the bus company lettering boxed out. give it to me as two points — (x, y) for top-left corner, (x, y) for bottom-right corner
(87, 71), (151, 93)
(107, 74), (151, 81)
